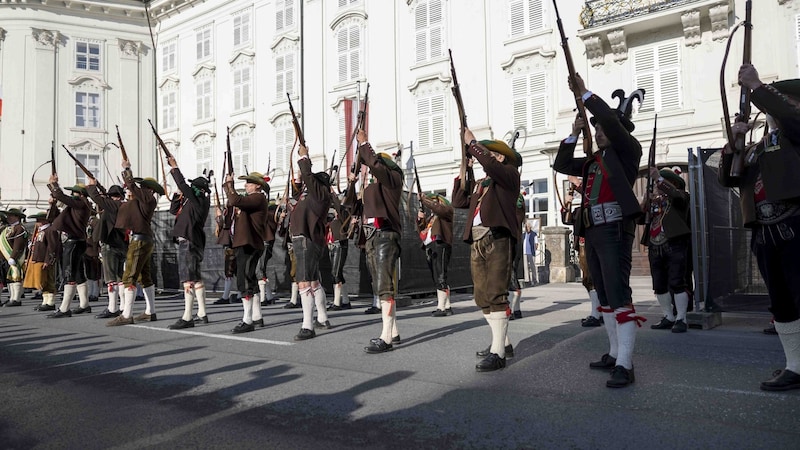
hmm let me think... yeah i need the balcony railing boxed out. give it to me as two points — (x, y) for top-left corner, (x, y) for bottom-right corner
(580, 0), (707, 28)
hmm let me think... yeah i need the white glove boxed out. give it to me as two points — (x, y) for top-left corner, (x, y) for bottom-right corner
(7, 259), (16, 266)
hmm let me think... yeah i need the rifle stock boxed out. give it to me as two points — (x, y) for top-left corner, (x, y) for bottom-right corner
(552, 0), (593, 157)
(448, 49), (470, 191)
(287, 93), (305, 148)
(115, 125), (129, 162)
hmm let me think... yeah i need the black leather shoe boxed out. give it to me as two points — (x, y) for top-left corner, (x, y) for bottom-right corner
(391, 335), (401, 344)
(763, 325), (778, 335)
(581, 316), (602, 327)
(260, 299), (274, 306)
(512, 310), (522, 320)
(476, 353), (506, 372)
(213, 297), (230, 305)
(4, 300), (22, 307)
(364, 338), (393, 353)
(294, 328), (316, 341)
(232, 322), (255, 334)
(32, 292), (43, 300)
(35, 304), (56, 312)
(651, 317), (675, 330)
(253, 318), (265, 327)
(88, 296), (99, 303)
(193, 315), (209, 324)
(95, 309), (120, 319)
(431, 309), (447, 317)
(47, 309), (72, 318)
(476, 344), (514, 359)
(0, 300), (9, 307)
(283, 302), (300, 309)
(761, 369), (800, 391)
(606, 365), (635, 388)
(313, 319), (331, 329)
(331, 303), (352, 310)
(445, 308), (454, 316)
(589, 353), (617, 370)
(72, 306), (92, 315)
(671, 319), (688, 333)
(230, 295), (241, 304)
(168, 319), (194, 330)
(364, 306), (381, 314)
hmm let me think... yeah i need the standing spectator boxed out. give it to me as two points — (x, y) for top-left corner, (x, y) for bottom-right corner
(523, 222), (538, 286)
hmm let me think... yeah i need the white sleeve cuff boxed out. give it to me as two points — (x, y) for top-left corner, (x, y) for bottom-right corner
(564, 135), (578, 144)
(581, 91), (593, 102)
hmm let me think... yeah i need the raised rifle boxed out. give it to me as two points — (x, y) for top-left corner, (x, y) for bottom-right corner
(552, 0), (593, 157)
(226, 127), (234, 176)
(510, 131), (520, 151)
(115, 125), (129, 162)
(339, 84), (370, 237)
(334, 82), (369, 192)
(327, 149), (338, 177)
(50, 141), (56, 176)
(148, 119), (174, 159)
(62, 144), (106, 194)
(640, 115), (658, 246)
(449, 49), (471, 191)
(287, 93), (305, 148)
(721, 0), (752, 177)
(409, 141), (424, 213)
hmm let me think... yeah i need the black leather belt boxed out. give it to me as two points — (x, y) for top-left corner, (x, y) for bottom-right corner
(130, 234), (153, 242)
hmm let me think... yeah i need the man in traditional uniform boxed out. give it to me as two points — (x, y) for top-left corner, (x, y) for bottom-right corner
(417, 193), (454, 316)
(27, 203), (61, 311)
(224, 171), (268, 334)
(509, 194), (526, 320)
(290, 144), (333, 341)
(46, 176), (91, 317)
(452, 132), (521, 372)
(84, 212), (103, 303)
(106, 161), (164, 325)
(0, 208), (28, 307)
(356, 130), (404, 353)
(643, 168), (692, 333)
(167, 156), (211, 329)
(86, 182), (127, 319)
(554, 74), (645, 388)
(213, 203), (239, 305)
(257, 201), (279, 307)
(326, 194), (353, 311)
(720, 64), (800, 391)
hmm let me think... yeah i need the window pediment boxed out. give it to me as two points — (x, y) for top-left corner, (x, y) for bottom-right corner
(500, 48), (556, 75)
(159, 76), (180, 90)
(330, 11), (368, 31)
(269, 111), (293, 125)
(230, 121), (256, 134)
(192, 64), (216, 78)
(67, 139), (104, 152)
(192, 131), (214, 142)
(229, 50), (255, 66)
(271, 35), (299, 52)
(68, 75), (109, 90)
(407, 73), (451, 95)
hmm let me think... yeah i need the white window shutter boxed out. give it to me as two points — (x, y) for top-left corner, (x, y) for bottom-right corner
(512, 76), (528, 129)
(529, 72), (547, 129)
(431, 94), (445, 146)
(417, 98), (431, 148)
(243, 67), (251, 108)
(286, 53), (295, 96)
(276, 9), (284, 31)
(529, 0), (544, 31)
(350, 26), (361, 80)
(196, 83), (203, 120)
(415, 3), (428, 63)
(659, 68), (681, 111)
(286, 1), (294, 28)
(635, 73), (655, 113)
(510, 0), (524, 37)
(429, 0), (443, 59)
(338, 31), (348, 82)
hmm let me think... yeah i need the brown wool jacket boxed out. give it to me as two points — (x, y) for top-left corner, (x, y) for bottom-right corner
(417, 196), (454, 246)
(48, 182), (91, 239)
(224, 181), (267, 251)
(86, 185), (127, 248)
(359, 142), (403, 234)
(115, 169), (156, 236)
(289, 157), (332, 246)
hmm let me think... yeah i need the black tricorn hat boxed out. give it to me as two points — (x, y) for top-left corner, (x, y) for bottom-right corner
(107, 185), (125, 197)
(313, 172), (331, 187)
(590, 88), (645, 132)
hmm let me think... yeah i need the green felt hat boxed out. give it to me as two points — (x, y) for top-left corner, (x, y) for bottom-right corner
(134, 177), (166, 195)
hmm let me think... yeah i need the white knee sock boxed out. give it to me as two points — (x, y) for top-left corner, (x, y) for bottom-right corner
(300, 287), (314, 330)
(589, 290), (601, 319)
(182, 282), (194, 321)
(107, 283), (118, 313)
(122, 286), (135, 319)
(333, 283), (342, 306)
(373, 295), (380, 309)
(60, 283), (76, 313)
(143, 285), (156, 314)
(314, 285), (328, 323)
(195, 284), (207, 318)
(487, 311), (509, 358)
(775, 319), (800, 373)
(444, 288), (451, 309)
(241, 294), (253, 324)
(258, 279), (267, 303)
(43, 292), (55, 307)
(9, 282), (21, 301)
(674, 292), (690, 321)
(655, 293), (675, 321)
(436, 289), (447, 311)
(252, 291), (263, 322)
(291, 282), (299, 305)
(602, 310), (618, 358)
(615, 308), (637, 370)
(76, 282), (89, 308)
(380, 298), (396, 343)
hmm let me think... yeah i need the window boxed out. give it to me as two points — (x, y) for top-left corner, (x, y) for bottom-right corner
(75, 154), (100, 185)
(338, 0), (360, 7)
(232, 132), (252, 176)
(275, 52), (295, 99)
(161, 40), (177, 73)
(416, 94), (446, 149)
(75, 92), (100, 128)
(196, 26), (212, 61)
(509, 0), (545, 37)
(275, 118), (293, 174)
(195, 136), (212, 178)
(415, 0), (444, 63)
(512, 71), (549, 132)
(633, 42), (681, 113)
(233, 65), (252, 111)
(196, 79), (213, 121)
(337, 25), (362, 83)
(76, 41), (101, 71)
(233, 9), (252, 47)
(162, 91), (177, 129)
(276, 0), (295, 32)
(524, 178), (548, 225)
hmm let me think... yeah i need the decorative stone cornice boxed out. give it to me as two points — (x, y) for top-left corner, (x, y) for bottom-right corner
(406, 73), (451, 93)
(159, 76), (180, 90)
(118, 39), (144, 58)
(330, 10), (368, 31)
(67, 74), (110, 90)
(230, 121), (256, 133)
(681, 10), (701, 47)
(229, 50), (256, 66)
(500, 47), (557, 74)
(31, 28), (62, 49)
(778, 0), (792, 6)
(67, 139), (105, 153)
(192, 63), (216, 78)
(582, 35), (605, 67)
(708, 3), (730, 41)
(607, 29), (628, 63)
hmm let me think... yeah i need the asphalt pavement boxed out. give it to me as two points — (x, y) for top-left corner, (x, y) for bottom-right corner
(0, 277), (796, 450)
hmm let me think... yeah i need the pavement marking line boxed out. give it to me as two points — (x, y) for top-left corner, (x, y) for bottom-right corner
(671, 383), (787, 398)
(130, 325), (294, 346)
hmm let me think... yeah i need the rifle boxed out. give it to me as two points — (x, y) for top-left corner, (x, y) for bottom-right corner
(334, 82), (369, 192)
(409, 141), (424, 213)
(510, 131), (520, 151)
(115, 125), (129, 162)
(449, 49), (471, 191)
(63, 144), (107, 194)
(640, 115), (658, 246)
(721, 0), (752, 177)
(327, 149), (338, 177)
(340, 84), (370, 236)
(148, 119), (174, 159)
(552, 0), (593, 157)
(226, 127), (234, 176)
(50, 141), (56, 176)
(287, 93), (306, 148)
